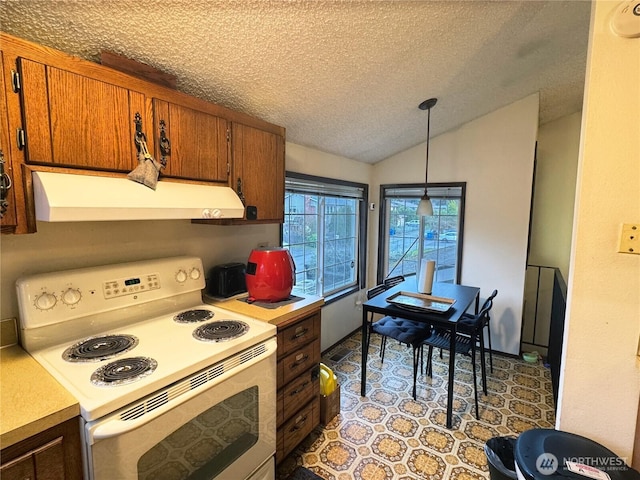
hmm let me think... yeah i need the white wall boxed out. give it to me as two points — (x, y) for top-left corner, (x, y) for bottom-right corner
(557, 0), (640, 459)
(0, 220), (279, 321)
(531, 112), (581, 280)
(373, 94), (539, 355)
(286, 142), (373, 350)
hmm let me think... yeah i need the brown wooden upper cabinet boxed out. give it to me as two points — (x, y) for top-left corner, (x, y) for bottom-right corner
(152, 99), (228, 183)
(0, 32), (286, 234)
(231, 123), (285, 223)
(17, 58), (144, 172)
(0, 51), (18, 233)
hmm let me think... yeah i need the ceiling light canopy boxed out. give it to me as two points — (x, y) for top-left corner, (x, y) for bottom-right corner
(417, 98), (437, 217)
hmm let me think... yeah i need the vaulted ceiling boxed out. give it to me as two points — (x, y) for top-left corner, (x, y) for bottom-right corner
(0, 0), (592, 163)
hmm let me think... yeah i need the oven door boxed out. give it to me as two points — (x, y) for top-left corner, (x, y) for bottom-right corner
(84, 338), (277, 480)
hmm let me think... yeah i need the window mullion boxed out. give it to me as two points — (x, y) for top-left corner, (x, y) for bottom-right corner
(318, 196), (326, 293)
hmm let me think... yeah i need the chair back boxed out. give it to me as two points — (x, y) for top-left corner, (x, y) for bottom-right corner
(481, 289), (498, 311)
(367, 284), (387, 300)
(384, 275), (405, 289)
(459, 299), (494, 333)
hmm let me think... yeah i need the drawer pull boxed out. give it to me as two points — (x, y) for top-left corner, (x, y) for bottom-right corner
(290, 354), (309, 368)
(292, 327), (309, 340)
(290, 381), (310, 396)
(289, 414), (308, 432)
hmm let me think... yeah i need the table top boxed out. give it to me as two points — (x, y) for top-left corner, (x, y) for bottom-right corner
(363, 279), (480, 326)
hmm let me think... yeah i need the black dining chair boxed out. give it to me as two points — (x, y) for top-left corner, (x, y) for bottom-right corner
(421, 295), (495, 419)
(365, 277), (432, 400)
(460, 289), (498, 373)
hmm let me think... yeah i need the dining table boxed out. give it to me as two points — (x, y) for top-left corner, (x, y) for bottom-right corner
(360, 278), (480, 428)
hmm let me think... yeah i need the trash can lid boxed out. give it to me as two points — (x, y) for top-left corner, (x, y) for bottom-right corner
(514, 429), (640, 480)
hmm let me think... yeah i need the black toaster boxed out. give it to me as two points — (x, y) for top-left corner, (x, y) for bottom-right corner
(206, 262), (247, 298)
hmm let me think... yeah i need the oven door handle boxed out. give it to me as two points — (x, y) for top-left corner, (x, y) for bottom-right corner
(89, 377), (208, 441)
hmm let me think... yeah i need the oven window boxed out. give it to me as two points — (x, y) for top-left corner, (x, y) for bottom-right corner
(137, 386), (259, 480)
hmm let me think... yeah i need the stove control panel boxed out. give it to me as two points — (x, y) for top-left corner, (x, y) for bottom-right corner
(17, 256), (206, 330)
(103, 273), (161, 299)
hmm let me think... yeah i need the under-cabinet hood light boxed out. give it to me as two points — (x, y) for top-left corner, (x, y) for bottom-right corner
(32, 171), (245, 222)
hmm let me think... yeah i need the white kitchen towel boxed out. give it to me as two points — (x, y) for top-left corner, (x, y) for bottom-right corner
(417, 259), (435, 294)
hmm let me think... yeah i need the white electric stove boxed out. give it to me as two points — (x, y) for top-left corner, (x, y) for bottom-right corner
(16, 256), (277, 480)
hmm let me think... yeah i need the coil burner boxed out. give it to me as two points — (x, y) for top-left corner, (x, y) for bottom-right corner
(173, 309), (215, 324)
(63, 334), (139, 362)
(90, 357), (158, 387)
(193, 320), (249, 342)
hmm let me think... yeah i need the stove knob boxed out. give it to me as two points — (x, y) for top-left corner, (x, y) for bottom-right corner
(175, 269), (188, 283)
(189, 268), (201, 280)
(34, 292), (57, 311)
(62, 288), (82, 306)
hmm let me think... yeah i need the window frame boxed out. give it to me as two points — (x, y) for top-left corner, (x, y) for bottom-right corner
(281, 171), (368, 304)
(377, 182), (466, 285)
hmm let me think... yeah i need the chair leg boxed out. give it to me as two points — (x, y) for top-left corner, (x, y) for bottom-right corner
(412, 346), (420, 400)
(380, 336), (387, 364)
(471, 342), (479, 420)
(426, 345), (434, 377)
(479, 331), (488, 395)
(486, 322), (494, 373)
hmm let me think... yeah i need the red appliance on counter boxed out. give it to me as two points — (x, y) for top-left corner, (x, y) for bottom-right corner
(245, 247), (295, 302)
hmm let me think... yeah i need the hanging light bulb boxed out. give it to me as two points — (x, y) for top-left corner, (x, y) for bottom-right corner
(417, 98), (437, 216)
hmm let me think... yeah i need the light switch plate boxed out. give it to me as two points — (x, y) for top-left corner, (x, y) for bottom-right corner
(618, 223), (639, 254)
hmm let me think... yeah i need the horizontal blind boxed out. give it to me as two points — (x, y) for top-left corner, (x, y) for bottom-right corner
(384, 185), (463, 198)
(286, 177), (365, 200)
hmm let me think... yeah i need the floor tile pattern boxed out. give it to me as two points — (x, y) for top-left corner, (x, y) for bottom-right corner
(277, 330), (555, 480)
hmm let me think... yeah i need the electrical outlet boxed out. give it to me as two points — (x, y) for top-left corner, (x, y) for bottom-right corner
(618, 223), (639, 254)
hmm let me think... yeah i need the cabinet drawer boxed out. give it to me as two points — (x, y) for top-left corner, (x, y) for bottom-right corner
(277, 312), (320, 359)
(279, 338), (320, 386)
(280, 397), (320, 461)
(280, 369), (319, 427)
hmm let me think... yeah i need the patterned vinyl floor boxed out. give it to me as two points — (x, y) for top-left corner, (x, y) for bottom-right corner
(276, 330), (555, 480)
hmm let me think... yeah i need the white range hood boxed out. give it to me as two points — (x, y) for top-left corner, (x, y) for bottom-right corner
(32, 171), (245, 222)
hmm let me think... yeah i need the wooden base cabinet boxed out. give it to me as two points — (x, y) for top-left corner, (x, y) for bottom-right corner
(275, 309), (321, 464)
(0, 417), (83, 480)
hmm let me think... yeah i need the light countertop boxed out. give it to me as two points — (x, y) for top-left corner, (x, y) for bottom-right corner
(203, 293), (324, 326)
(1, 345), (80, 448)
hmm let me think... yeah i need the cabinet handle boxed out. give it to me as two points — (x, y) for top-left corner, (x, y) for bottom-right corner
(289, 414), (308, 432)
(0, 150), (11, 218)
(289, 381), (310, 396)
(236, 178), (246, 205)
(11, 70), (21, 93)
(291, 328), (309, 340)
(158, 119), (170, 168)
(290, 354), (309, 369)
(16, 128), (25, 150)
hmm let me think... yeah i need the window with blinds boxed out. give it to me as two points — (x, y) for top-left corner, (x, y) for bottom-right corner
(378, 183), (465, 284)
(282, 172), (367, 300)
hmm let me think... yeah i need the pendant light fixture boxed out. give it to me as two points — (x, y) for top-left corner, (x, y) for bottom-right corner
(416, 97), (437, 216)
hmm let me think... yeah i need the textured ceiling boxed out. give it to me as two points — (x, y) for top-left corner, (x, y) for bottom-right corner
(0, 0), (592, 164)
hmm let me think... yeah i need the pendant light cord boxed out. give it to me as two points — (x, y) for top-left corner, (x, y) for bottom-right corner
(424, 106), (431, 195)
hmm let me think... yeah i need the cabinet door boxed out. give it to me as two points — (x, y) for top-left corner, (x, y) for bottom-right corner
(0, 51), (17, 231)
(18, 58), (144, 172)
(1, 418), (82, 480)
(0, 453), (35, 480)
(231, 123), (284, 222)
(153, 99), (228, 183)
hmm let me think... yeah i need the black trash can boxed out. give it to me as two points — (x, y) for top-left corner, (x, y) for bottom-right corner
(485, 436), (518, 480)
(514, 429), (640, 480)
